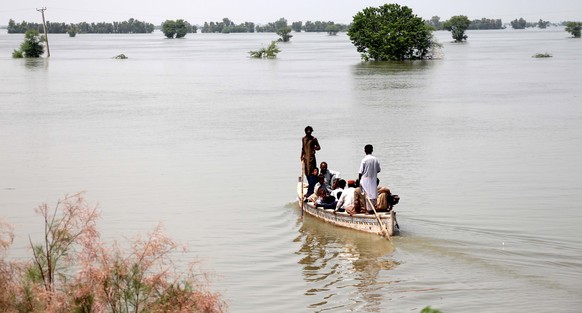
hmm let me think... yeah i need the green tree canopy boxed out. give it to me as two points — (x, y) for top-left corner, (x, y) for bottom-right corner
(537, 19), (550, 29)
(249, 41), (281, 58)
(12, 29), (44, 58)
(256, 18), (288, 32)
(467, 18), (504, 30)
(175, 19), (188, 38)
(347, 3), (438, 61)
(510, 18), (527, 29)
(161, 20), (176, 38)
(291, 21), (303, 32)
(7, 18), (154, 34)
(325, 24), (340, 35)
(201, 18), (254, 33)
(276, 26), (293, 42)
(565, 21), (582, 38)
(443, 15), (471, 42)
(427, 16), (443, 30)
(161, 19), (191, 38)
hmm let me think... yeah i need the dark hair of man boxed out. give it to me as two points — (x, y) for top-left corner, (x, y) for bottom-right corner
(364, 144), (373, 154)
(305, 126), (313, 132)
(338, 179), (346, 189)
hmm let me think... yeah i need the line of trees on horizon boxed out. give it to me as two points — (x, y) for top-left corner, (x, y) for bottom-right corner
(427, 16), (505, 30)
(4, 17), (351, 34)
(509, 18), (553, 29)
(200, 17), (350, 33)
(6, 18), (155, 34)
(4, 16), (578, 34)
(426, 16), (566, 31)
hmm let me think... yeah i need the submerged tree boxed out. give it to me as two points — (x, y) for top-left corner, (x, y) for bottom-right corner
(537, 19), (550, 29)
(325, 24), (340, 35)
(161, 19), (191, 38)
(162, 20), (177, 38)
(510, 18), (527, 29)
(348, 3), (438, 61)
(427, 16), (443, 30)
(12, 29), (44, 58)
(291, 21), (303, 32)
(175, 19), (190, 38)
(67, 25), (77, 37)
(276, 26), (293, 42)
(249, 41), (281, 58)
(565, 21), (582, 38)
(443, 15), (471, 42)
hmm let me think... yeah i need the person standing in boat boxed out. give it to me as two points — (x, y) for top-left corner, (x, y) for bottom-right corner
(359, 144), (381, 214)
(301, 126), (321, 178)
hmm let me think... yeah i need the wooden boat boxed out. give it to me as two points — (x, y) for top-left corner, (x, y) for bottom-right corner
(297, 179), (399, 238)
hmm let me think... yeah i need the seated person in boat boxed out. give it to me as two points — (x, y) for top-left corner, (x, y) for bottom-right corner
(347, 180), (369, 215)
(314, 185), (337, 210)
(331, 179), (346, 200)
(376, 181), (400, 212)
(313, 173), (332, 195)
(304, 167), (319, 199)
(320, 161), (340, 189)
(336, 179), (356, 212)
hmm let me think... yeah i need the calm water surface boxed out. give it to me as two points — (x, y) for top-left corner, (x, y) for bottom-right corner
(1, 28), (581, 312)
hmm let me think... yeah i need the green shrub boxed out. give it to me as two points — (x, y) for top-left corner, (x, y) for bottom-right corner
(532, 52), (552, 58)
(12, 29), (44, 58)
(421, 306), (443, 313)
(249, 41), (281, 58)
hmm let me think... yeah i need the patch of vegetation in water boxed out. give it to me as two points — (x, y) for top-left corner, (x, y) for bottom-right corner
(532, 52), (552, 58)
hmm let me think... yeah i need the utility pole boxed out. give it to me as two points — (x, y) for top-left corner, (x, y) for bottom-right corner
(36, 7), (50, 57)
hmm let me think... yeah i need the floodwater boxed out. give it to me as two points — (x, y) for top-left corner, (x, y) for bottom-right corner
(1, 28), (581, 312)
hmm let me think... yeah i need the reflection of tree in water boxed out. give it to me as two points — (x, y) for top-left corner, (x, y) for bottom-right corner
(294, 214), (399, 312)
(351, 61), (436, 93)
(23, 58), (48, 71)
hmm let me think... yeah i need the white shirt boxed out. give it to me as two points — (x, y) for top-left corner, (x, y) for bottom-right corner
(331, 188), (343, 200)
(336, 187), (356, 211)
(359, 154), (381, 199)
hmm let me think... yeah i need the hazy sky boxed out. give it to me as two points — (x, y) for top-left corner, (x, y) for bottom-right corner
(1, 0), (581, 25)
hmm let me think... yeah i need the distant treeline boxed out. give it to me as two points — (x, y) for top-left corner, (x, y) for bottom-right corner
(468, 18), (504, 30)
(6, 17), (350, 35)
(427, 16), (504, 30)
(509, 18), (552, 29)
(201, 18), (255, 33)
(7, 18), (155, 34)
(5, 15), (566, 35)
(200, 17), (349, 33)
(426, 16), (559, 30)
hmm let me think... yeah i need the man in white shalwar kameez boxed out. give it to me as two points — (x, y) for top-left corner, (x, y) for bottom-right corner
(359, 144), (381, 213)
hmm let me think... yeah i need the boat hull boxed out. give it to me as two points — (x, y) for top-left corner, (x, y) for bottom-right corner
(297, 181), (397, 237)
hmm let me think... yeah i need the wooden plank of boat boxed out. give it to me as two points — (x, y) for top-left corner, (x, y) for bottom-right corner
(296, 180), (397, 238)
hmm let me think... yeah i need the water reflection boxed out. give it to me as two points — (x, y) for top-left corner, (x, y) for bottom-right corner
(352, 60), (435, 75)
(22, 58), (49, 71)
(294, 213), (398, 312)
(351, 61), (436, 91)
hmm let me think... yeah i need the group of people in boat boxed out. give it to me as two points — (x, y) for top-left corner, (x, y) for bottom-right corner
(300, 126), (399, 215)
